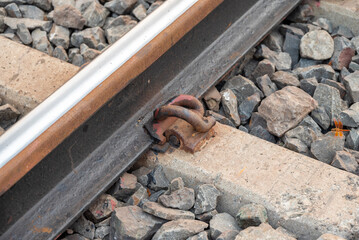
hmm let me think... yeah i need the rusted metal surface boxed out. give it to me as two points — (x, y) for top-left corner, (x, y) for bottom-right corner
(147, 95), (215, 144)
(0, 0), (223, 196)
(165, 118), (216, 153)
(0, 0), (300, 239)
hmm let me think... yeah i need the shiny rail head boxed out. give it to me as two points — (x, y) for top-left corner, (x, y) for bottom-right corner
(0, 0), (200, 168)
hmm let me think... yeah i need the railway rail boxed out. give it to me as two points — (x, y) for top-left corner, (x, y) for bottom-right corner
(0, 0), (300, 239)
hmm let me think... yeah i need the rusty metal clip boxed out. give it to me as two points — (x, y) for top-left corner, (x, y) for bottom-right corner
(146, 95), (216, 153)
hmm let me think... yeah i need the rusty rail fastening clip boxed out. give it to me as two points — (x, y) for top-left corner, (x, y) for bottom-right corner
(146, 95), (216, 153)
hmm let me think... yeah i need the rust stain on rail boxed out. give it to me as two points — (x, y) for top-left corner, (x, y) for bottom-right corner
(0, 0), (224, 195)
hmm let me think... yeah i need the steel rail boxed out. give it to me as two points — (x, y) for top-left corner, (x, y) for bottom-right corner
(0, 0), (223, 194)
(0, 0), (300, 239)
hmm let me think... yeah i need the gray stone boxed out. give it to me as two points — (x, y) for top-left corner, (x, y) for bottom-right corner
(256, 74), (277, 97)
(290, 22), (321, 33)
(331, 26), (354, 40)
(236, 203), (268, 229)
(258, 86), (318, 137)
(4, 17), (52, 32)
(263, 28), (283, 52)
(256, 44), (292, 71)
(187, 231), (209, 240)
(206, 110), (236, 128)
(343, 71), (359, 102)
(349, 62), (359, 72)
(279, 24), (305, 38)
(169, 177), (184, 192)
(235, 223), (296, 240)
(276, 227), (297, 239)
(80, 43), (101, 63)
(222, 75), (263, 105)
(287, 4), (313, 23)
(317, 233), (346, 240)
(81, 1), (110, 28)
(0, 7), (5, 16)
(271, 71), (300, 89)
(299, 115), (322, 135)
(5, 3), (21, 18)
(237, 126), (248, 133)
(53, 46), (69, 61)
(147, 1), (163, 15)
(294, 58), (321, 69)
(153, 219), (207, 240)
(345, 128), (359, 150)
(137, 0), (150, 9)
(330, 36), (355, 70)
(300, 77), (318, 96)
(131, 166), (151, 187)
(148, 165), (170, 191)
(243, 59), (258, 79)
(0, 104), (20, 129)
(142, 201), (195, 220)
(283, 33), (300, 69)
(71, 53), (84, 66)
(72, 215), (95, 239)
(32, 0), (51, 11)
(331, 150), (358, 173)
(220, 89), (241, 127)
(249, 125), (276, 143)
(339, 67), (351, 83)
(284, 125), (319, 147)
(105, 0), (137, 15)
(313, 18), (333, 33)
(194, 184), (221, 215)
(195, 209), (218, 223)
(126, 184), (148, 206)
(0, 15), (5, 32)
(53, 5), (86, 30)
(148, 189), (166, 202)
(352, 36), (359, 53)
(95, 226), (110, 239)
(52, 0), (75, 8)
(49, 24), (70, 49)
(321, 79), (346, 99)
(248, 112), (267, 130)
(132, 3), (146, 21)
(71, 27), (106, 50)
(104, 15), (137, 44)
(300, 30), (334, 60)
(339, 103), (359, 127)
(311, 106), (331, 130)
(311, 133), (345, 163)
(217, 230), (240, 240)
(352, 55), (359, 65)
(210, 213), (241, 239)
(19, 5), (44, 20)
(251, 59), (275, 80)
(16, 22), (32, 44)
(313, 84), (346, 120)
(95, 217), (111, 227)
(159, 187), (195, 210)
(110, 206), (165, 240)
(74, 0), (94, 13)
(109, 172), (137, 201)
(203, 87), (221, 112)
(46, 10), (54, 21)
(86, 194), (118, 223)
(284, 137), (310, 155)
(238, 93), (261, 124)
(31, 28), (53, 55)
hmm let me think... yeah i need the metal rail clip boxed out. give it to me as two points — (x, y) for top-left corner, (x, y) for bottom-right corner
(146, 95), (216, 153)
